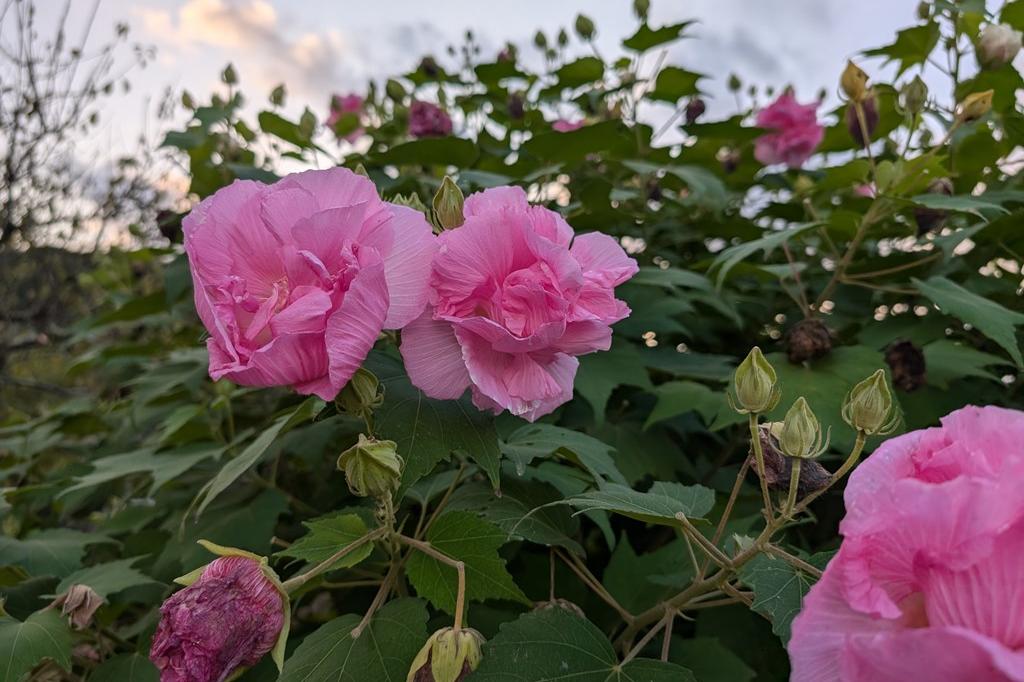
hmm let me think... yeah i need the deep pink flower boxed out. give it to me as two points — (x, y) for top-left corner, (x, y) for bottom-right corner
(400, 186), (637, 421)
(184, 168), (436, 400)
(326, 93), (365, 142)
(150, 556), (285, 682)
(789, 405), (1024, 681)
(754, 92), (824, 169)
(552, 118), (584, 133)
(408, 100), (453, 138)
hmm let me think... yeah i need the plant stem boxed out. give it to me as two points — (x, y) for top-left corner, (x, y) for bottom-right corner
(555, 548), (635, 624)
(783, 458), (801, 516)
(765, 544), (823, 578)
(793, 431), (866, 514)
(675, 513), (732, 568)
(282, 527), (386, 593)
(748, 414), (774, 523)
(351, 559), (401, 639)
(700, 457), (750, 578)
(397, 534), (466, 631)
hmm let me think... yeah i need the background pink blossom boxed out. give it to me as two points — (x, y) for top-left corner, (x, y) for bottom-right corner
(400, 186), (636, 421)
(184, 168), (436, 400)
(788, 405), (1024, 682)
(552, 118), (584, 132)
(326, 93), (365, 142)
(408, 100), (453, 138)
(754, 92), (824, 169)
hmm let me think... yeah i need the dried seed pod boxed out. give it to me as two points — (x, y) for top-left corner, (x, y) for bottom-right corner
(785, 319), (834, 364)
(885, 340), (927, 392)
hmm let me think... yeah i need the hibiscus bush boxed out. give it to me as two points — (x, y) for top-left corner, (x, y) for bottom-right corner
(3, 1), (1024, 680)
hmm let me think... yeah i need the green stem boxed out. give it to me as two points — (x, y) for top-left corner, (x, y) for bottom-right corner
(783, 458), (801, 516)
(793, 431), (866, 515)
(282, 527), (386, 593)
(748, 414), (775, 523)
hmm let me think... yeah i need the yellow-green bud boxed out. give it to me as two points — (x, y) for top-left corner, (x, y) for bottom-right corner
(407, 627), (485, 682)
(336, 368), (383, 419)
(732, 347), (780, 414)
(956, 90), (993, 122)
(840, 60), (869, 102)
(633, 0), (650, 21)
(338, 434), (403, 498)
(779, 397), (825, 459)
(574, 14), (596, 41)
(391, 193), (430, 214)
(842, 369), (898, 435)
(900, 75), (928, 116)
(386, 78), (407, 102)
(433, 176), (465, 231)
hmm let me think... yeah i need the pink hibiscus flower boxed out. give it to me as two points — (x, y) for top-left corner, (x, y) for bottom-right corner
(754, 92), (824, 169)
(789, 405), (1024, 681)
(399, 186), (637, 421)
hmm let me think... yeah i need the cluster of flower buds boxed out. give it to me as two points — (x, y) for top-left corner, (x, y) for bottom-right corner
(731, 347), (781, 414)
(408, 627), (486, 682)
(338, 434), (404, 499)
(842, 369), (899, 436)
(433, 176), (466, 231)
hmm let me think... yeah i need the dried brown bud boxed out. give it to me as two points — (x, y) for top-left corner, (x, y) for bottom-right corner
(534, 598), (585, 618)
(685, 98), (706, 125)
(785, 319), (834, 364)
(51, 584), (104, 630)
(885, 340), (927, 392)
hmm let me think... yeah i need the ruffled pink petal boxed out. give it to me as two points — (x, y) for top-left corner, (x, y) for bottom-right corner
(260, 186), (318, 240)
(215, 332), (329, 395)
(269, 289), (332, 337)
(555, 320), (613, 355)
(432, 215), (528, 314)
(290, 203), (368, 273)
(569, 232), (639, 287)
(450, 315), (565, 354)
(399, 310), (471, 400)
(463, 185), (529, 217)
(324, 256), (389, 395)
(276, 167), (381, 212)
(375, 205), (437, 329)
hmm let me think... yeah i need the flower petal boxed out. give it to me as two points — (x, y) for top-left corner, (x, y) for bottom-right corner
(399, 310), (471, 400)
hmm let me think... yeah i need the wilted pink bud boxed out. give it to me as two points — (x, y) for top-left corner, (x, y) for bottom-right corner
(150, 556), (286, 682)
(684, 97), (706, 125)
(327, 93), (365, 142)
(409, 100), (453, 138)
(51, 584), (104, 630)
(551, 118), (584, 133)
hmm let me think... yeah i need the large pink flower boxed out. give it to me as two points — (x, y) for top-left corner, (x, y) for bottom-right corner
(754, 92), (823, 169)
(326, 93), (365, 142)
(789, 405), (1024, 681)
(399, 186), (636, 421)
(184, 168), (436, 400)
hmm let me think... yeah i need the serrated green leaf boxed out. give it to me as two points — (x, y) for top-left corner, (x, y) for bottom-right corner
(275, 513), (373, 572)
(563, 481), (714, 526)
(63, 443), (222, 498)
(622, 21), (693, 51)
(54, 557), (158, 600)
(738, 553), (830, 644)
(0, 609), (72, 682)
(864, 22), (940, 76)
(555, 56), (604, 88)
(644, 380), (723, 429)
(278, 598), (429, 682)
(405, 511), (528, 613)
(502, 423), (626, 486)
(913, 276), (1024, 366)
(575, 343), (653, 422)
(923, 339), (1009, 388)
(649, 66), (704, 103)
(471, 607), (695, 681)
(0, 530), (114, 579)
(709, 223), (818, 289)
(89, 653), (159, 682)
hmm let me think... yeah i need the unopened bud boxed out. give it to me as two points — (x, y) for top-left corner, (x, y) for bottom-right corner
(337, 368), (383, 419)
(338, 434), (403, 498)
(885, 340), (927, 392)
(51, 585), (103, 630)
(386, 79), (407, 102)
(533, 31), (548, 50)
(956, 90), (994, 123)
(685, 98), (706, 125)
(755, 424), (830, 495)
(574, 14), (596, 41)
(557, 29), (569, 48)
(732, 347), (779, 414)
(977, 24), (1023, 70)
(840, 60), (869, 102)
(634, 0), (650, 20)
(221, 63), (238, 86)
(900, 76), (928, 116)
(916, 1), (930, 20)
(181, 90), (196, 110)
(408, 627), (485, 682)
(842, 369), (898, 435)
(779, 397), (826, 459)
(419, 56), (440, 78)
(507, 92), (525, 120)
(727, 74), (742, 93)
(270, 84), (286, 107)
(846, 95), (878, 148)
(433, 176), (465, 230)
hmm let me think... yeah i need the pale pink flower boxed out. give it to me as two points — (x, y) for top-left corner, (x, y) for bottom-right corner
(184, 168), (436, 400)
(789, 405), (1024, 682)
(400, 186), (636, 421)
(326, 93), (365, 142)
(150, 556), (285, 682)
(552, 118), (584, 133)
(754, 92), (824, 169)
(408, 100), (453, 138)
(853, 183), (876, 198)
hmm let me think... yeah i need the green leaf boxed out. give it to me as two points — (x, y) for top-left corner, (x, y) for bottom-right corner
(864, 22), (940, 75)
(63, 443), (222, 498)
(374, 137), (479, 167)
(0, 530), (114, 578)
(55, 557), (158, 600)
(575, 343), (653, 421)
(502, 423), (627, 486)
(923, 339), (1009, 388)
(649, 66), (704, 103)
(668, 637), (755, 682)
(89, 653), (160, 682)
(604, 535), (689, 612)
(523, 120), (634, 163)
(0, 609), (72, 682)
(471, 607), (695, 681)
(194, 398), (324, 516)
(258, 111), (311, 147)
(709, 223), (818, 288)
(554, 56), (605, 88)
(910, 193), (1009, 219)
(738, 553), (830, 644)
(405, 511), (528, 613)
(622, 21), (693, 51)
(275, 513), (373, 572)
(365, 352), (501, 491)
(563, 482), (714, 526)
(645, 380), (724, 429)
(279, 598), (429, 682)
(913, 276), (1024, 366)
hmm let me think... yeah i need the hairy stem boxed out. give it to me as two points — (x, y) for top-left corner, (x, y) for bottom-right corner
(748, 414), (775, 522)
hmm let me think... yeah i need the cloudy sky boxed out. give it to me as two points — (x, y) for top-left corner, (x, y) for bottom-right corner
(31, 0), (941, 165)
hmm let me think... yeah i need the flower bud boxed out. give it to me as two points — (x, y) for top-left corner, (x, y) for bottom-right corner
(533, 31), (547, 49)
(386, 79), (407, 102)
(785, 319), (834, 364)
(408, 627), (485, 682)
(842, 369), (898, 435)
(779, 397), (826, 459)
(727, 73), (742, 92)
(840, 60), (869, 102)
(270, 84), (286, 107)
(433, 176), (466, 231)
(391, 192), (430, 214)
(900, 75), (928, 116)
(916, 1), (930, 20)
(221, 63), (238, 86)
(507, 92), (525, 120)
(51, 584), (103, 630)
(956, 90), (994, 123)
(337, 368), (383, 419)
(846, 94), (878, 148)
(885, 340), (927, 392)
(338, 434), (403, 498)
(150, 545), (289, 680)
(732, 347), (780, 414)
(634, 0), (650, 20)
(755, 423), (830, 495)
(574, 14), (596, 41)
(419, 56), (441, 78)
(977, 24), (1023, 70)
(913, 177), (954, 235)
(685, 98), (706, 125)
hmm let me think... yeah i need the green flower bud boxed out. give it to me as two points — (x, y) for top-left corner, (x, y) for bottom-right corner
(778, 397), (827, 459)
(732, 347), (780, 414)
(338, 435), (403, 499)
(269, 84), (286, 107)
(899, 75), (928, 116)
(574, 14), (596, 41)
(633, 0), (650, 20)
(336, 368), (383, 419)
(533, 31), (548, 49)
(390, 193), (430, 214)
(433, 176), (465, 231)
(728, 73), (742, 93)
(840, 60), (869, 102)
(956, 89), (993, 123)
(221, 63), (238, 86)
(386, 78), (407, 102)
(842, 369), (899, 435)
(407, 627), (485, 682)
